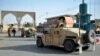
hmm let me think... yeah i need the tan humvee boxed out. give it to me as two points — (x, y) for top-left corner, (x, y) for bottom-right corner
(36, 15), (95, 53)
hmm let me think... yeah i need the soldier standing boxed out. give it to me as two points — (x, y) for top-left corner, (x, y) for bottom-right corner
(21, 28), (25, 37)
(12, 28), (16, 37)
(8, 27), (11, 37)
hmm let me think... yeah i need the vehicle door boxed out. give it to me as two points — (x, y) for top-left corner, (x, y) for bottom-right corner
(51, 28), (60, 45)
(43, 29), (51, 45)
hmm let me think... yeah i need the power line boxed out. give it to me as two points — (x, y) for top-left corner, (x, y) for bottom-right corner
(45, 5), (79, 15)
(36, 13), (48, 19)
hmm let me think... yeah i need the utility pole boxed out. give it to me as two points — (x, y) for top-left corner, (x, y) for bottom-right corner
(77, 13), (82, 54)
(78, 0), (85, 54)
(82, 0), (84, 3)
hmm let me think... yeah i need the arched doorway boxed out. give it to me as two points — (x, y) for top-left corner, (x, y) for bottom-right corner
(1, 10), (36, 32)
(21, 14), (34, 27)
(3, 14), (17, 24)
(3, 14), (17, 32)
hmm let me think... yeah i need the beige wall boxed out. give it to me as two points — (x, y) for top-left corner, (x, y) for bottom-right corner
(2, 24), (9, 32)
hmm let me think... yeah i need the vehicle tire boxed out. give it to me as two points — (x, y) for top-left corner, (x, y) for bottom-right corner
(86, 30), (96, 43)
(26, 34), (31, 37)
(82, 46), (89, 51)
(26, 35), (30, 37)
(26, 31), (31, 37)
(21, 33), (24, 37)
(21, 34), (24, 37)
(36, 38), (44, 47)
(64, 40), (76, 53)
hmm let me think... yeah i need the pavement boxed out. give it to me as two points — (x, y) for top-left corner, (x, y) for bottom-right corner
(0, 33), (100, 56)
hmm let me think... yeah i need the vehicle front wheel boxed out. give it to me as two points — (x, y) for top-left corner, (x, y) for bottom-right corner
(64, 40), (76, 53)
(36, 38), (44, 47)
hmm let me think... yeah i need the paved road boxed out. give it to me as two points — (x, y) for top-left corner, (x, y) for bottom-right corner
(0, 34), (100, 56)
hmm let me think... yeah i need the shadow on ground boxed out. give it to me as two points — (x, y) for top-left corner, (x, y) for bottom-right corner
(0, 44), (79, 55)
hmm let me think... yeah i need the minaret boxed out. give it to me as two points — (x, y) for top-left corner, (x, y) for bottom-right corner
(76, 0), (91, 30)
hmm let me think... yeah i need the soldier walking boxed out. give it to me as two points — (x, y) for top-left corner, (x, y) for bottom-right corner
(8, 27), (11, 37)
(12, 28), (16, 37)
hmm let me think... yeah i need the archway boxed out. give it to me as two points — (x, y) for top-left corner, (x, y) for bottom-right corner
(1, 10), (36, 29)
(21, 14), (34, 26)
(3, 13), (17, 24)
(3, 14), (17, 32)
(20, 14), (34, 27)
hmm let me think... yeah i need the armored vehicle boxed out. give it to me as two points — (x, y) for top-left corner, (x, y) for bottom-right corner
(36, 15), (95, 53)
(21, 23), (36, 37)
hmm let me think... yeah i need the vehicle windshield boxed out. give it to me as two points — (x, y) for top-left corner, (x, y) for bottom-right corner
(73, 23), (95, 30)
(73, 23), (81, 28)
(64, 17), (74, 28)
(23, 22), (33, 27)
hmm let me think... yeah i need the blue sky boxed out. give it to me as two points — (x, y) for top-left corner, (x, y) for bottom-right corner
(0, 0), (100, 25)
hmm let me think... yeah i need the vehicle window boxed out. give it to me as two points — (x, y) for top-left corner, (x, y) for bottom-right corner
(64, 17), (74, 28)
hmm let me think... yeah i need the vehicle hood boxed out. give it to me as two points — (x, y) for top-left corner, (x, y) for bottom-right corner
(62, 28), (86, 36)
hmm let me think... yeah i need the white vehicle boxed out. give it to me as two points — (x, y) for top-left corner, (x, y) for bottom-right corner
(21, 23), (36, 37)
